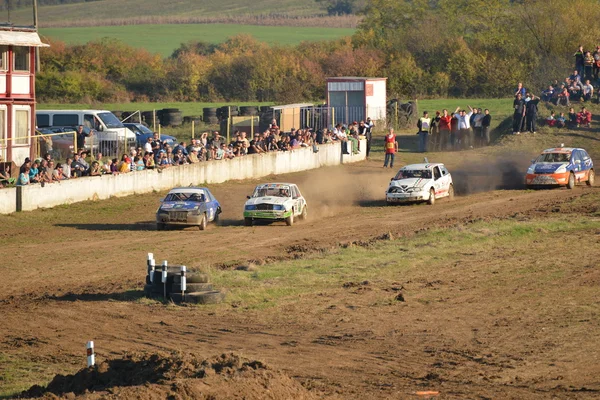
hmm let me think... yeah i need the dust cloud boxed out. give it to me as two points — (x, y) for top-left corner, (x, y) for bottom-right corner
(451, 152), (530, 195)
(296, 166), (392, 217)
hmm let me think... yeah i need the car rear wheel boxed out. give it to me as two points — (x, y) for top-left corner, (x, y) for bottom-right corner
(447, 184), (455, 200)
(198, 213), (207, 231)
(587, 169), (595, 186)
(299, 206), (307, 220)
(244, 217), (253, 226)
(427, 188), (436, 205)
(567, 172), (576, 189)
(285, 211), (294, 226)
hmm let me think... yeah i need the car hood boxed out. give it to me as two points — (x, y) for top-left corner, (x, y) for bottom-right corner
(159, 201), (202, 210)
(532, 162), (569, 174)
(245, 197), (289, 206)
(388, 178), (429, 190)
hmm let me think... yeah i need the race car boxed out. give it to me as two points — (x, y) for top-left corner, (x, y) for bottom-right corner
(386, 163), (454, 205)
(156, 187), (221, 231)
(243, 183), (307, 226)
(525, 147), (594, 189)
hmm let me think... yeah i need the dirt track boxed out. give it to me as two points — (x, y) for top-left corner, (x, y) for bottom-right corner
(1, 158), (599, 399)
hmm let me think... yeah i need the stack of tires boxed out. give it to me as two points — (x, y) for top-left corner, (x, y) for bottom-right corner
(203, 108), (219, 125)
(239, 106), (259, 116)
(160, 108), (183, 127)
(142, 111), (156, 126)
(217, 105), (239, 119)
(143, 267), (225, 304)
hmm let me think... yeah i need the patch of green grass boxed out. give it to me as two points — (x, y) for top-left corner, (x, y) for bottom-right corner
(0, 354), (69, 398)
(207, 213), (600, 310)
(39, 24), (354, 57)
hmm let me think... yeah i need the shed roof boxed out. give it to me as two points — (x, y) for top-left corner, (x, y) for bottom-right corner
(0, 30), (49, 47)
(270, 103), (315, 110)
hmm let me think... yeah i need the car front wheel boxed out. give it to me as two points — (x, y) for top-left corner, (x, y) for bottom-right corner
(157, 223), (165, 231)
(427, 188), (436, 205)
(567, 172), (575, 189)
(198, 213), (207, 230)
(299, 206), (307, 220)
(447, 184), (454, 200)
(286, 211), (294, 226)
(244, 217), (253, 226)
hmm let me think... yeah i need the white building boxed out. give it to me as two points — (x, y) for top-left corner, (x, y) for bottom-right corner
(326, 77), (387, 124)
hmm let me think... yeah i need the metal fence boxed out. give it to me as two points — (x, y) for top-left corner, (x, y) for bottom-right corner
(290, 106), (387, 131)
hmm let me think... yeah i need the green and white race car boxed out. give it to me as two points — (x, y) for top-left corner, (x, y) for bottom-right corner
(243, 183), (307, 226)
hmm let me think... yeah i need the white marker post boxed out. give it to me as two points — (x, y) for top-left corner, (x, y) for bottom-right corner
(180, 265), (187, 300)
(148, 255), (155, 283)
(86, 341), (95, 367)
(162, 260), (168, 298)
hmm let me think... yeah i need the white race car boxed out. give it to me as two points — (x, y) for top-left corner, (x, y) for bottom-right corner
(243, 183), (307, 226)
(386, 163), (454, 205)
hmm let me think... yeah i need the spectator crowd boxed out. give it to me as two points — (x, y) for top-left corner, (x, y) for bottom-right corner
(5, 119), (375, 188)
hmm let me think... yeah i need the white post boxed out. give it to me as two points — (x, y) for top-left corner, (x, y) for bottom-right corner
(147, 253), (154, 277)
(148, 258), (155, 283)
(180, 266), (187, 299)
(86, 341), (95, 367)
(162, 260), (168, 298)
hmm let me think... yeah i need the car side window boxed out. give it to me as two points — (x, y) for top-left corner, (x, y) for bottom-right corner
(441, 167), (448, 176)
(292, 186), (299, 198)
(572, 151), (582, 165)
(434, 167), (442, 180)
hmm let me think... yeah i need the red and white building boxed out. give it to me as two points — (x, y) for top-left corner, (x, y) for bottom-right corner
(0, 28), (48, 164)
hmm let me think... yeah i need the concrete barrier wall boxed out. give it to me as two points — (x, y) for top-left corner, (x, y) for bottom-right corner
(14, 140), (365, 213)
(0, 187), (16, 214)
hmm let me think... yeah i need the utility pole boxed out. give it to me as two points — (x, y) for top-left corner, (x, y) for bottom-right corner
(33, 0), (40, 72)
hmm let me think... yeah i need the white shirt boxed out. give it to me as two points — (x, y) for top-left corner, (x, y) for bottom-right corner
(144, 142), (152, 153)
(583, 84), (594, 95)
(453, 111), (473, 129)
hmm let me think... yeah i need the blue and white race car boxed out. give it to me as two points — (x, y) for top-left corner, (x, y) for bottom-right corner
(526, 147), (595, 189)
(156, 187), (221, 230)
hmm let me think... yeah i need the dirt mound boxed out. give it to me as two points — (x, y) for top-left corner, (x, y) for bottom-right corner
(21, 352), (317, 400)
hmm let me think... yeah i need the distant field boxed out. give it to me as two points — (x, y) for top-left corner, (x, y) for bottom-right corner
(12, 0), (325, 25)
(39, 24), (355, 57)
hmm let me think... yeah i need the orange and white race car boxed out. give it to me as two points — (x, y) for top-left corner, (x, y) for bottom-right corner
(525, 147), (594, 189)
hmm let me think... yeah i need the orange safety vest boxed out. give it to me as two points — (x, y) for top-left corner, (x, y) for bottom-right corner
(385, 134), (396, 154)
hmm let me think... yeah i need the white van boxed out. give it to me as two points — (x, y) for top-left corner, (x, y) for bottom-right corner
(36, 110), (136, 155)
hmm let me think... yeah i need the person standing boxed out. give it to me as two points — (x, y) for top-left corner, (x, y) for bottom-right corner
(430, 111), (441, 151)
(452, 106), (474, 148)
(439, 109), (452, 151)
(472, 108), (484, 147)
(482, 109), (492, 146)
(383, 128), (398, 168)
(584, 51), (595, 81)
(525, 93), (540, 134)
(574, 45), (585, 77)
(75, 125), (92, 153)
(417, 111), (431, 153)
(512, 93), (526, 135)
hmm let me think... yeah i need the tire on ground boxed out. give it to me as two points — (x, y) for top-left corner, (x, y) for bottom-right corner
(171, 283), (213, 292)
(171, 290), (225, 304)
(174, 273), (209, 284)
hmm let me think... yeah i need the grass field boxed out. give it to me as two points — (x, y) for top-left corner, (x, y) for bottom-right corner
(39, 24), (354, 57)
(11, 0), (326, 25)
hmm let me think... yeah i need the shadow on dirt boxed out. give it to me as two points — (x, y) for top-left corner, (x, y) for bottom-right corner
(47, 290), (145, 302)
(56, 222), (156, 231)
(217, 219), (245, 227)
(357, 199), (388, 208)
(563, 132), (600, 142)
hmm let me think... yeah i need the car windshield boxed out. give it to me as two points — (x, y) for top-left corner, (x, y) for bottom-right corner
(536, 153), (570, 163)
(395, 169), (432, 179)
(98, 112), (125, 129)
(164, 192), (206, 202)
(252, 186), (291, 198)
(135, 124), (154, 134)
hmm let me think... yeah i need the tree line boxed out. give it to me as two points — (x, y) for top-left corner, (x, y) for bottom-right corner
(36, 0), (600, 103)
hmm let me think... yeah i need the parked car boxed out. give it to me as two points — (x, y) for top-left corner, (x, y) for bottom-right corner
(37, 126), (98, 158)
(156, 187), (221, 231)
(243, 183), (307, 226)
(526, 146), (594, 189)
(386, 163), (454, 205)
(124, 123), (177, 147)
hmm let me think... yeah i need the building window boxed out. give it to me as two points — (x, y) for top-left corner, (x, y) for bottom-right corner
(15, 109), (29, 145)
(13, 46), (30, 72)
(0, 46), (7, 71)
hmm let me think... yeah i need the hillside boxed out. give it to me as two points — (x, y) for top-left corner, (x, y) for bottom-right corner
(9, 0), (328, 26)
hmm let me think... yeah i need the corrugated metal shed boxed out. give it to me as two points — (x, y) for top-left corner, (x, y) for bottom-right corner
(0, 30), (49, 47)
